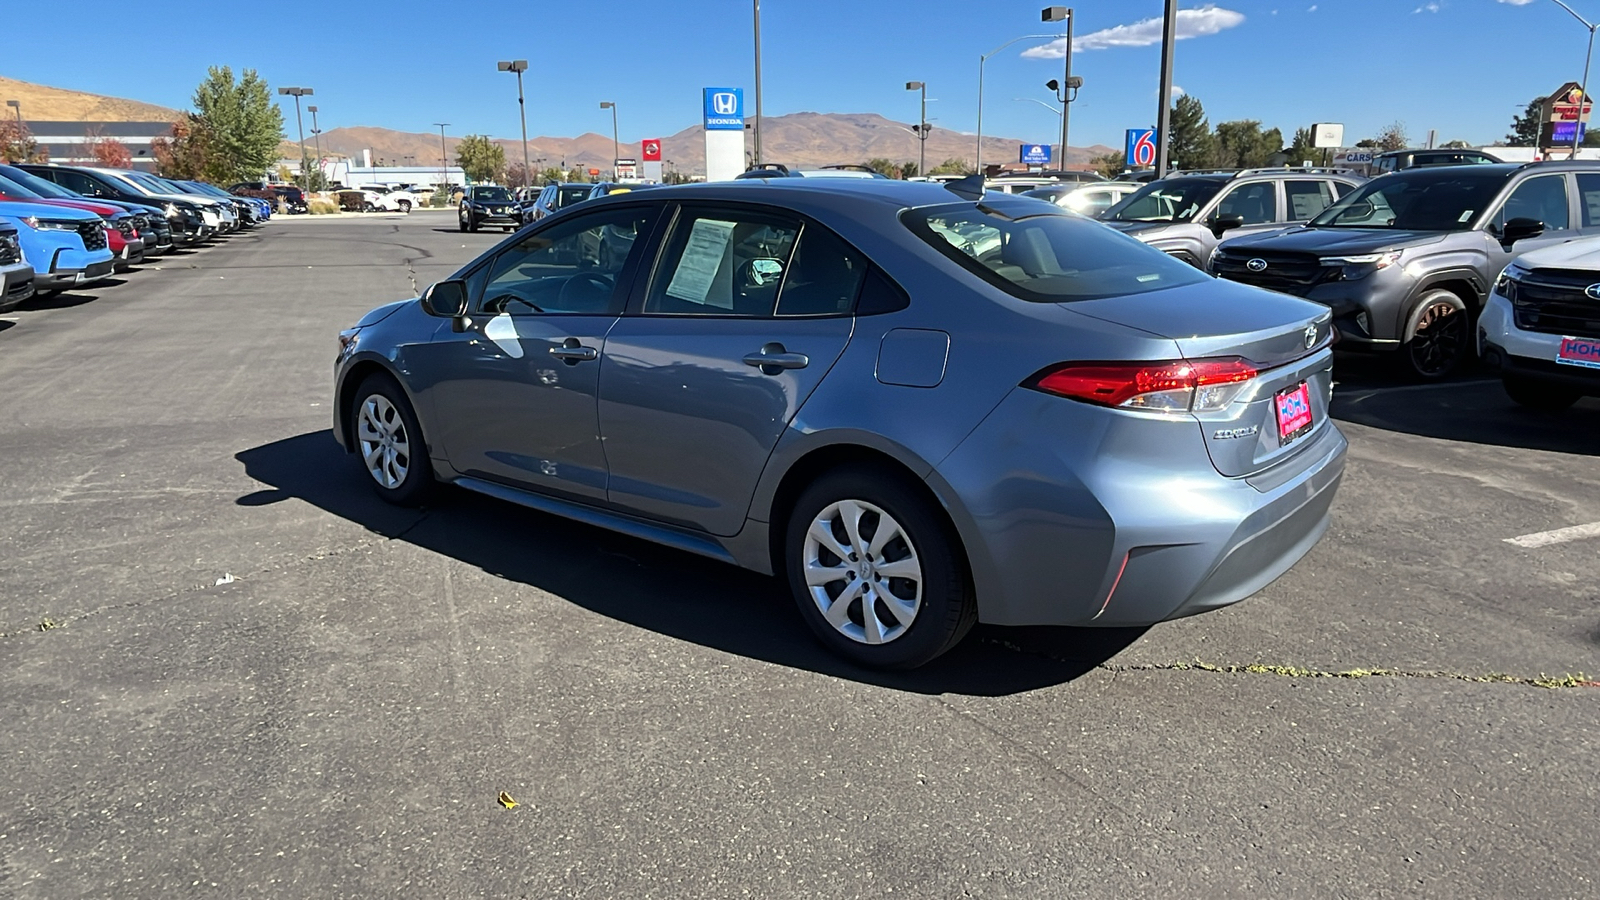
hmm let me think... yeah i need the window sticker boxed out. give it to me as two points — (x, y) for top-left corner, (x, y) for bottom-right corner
(1459, 209), (1474, 223)
(665, 218), (737, 307)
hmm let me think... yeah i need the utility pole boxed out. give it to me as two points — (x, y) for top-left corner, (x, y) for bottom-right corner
(434, 122), (451, 194)
(307, 105), (323, 187)
(753, 0), (764, 166)
(1153, 0), (1178, 176)
(599, 102), (619, 180)
(906, 82), (928, 176)
(277, 87), (314, 192)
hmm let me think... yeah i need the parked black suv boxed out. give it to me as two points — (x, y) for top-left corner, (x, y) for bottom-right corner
(1371, 148), (1502, 175)
(229, 182), (308, 214)
(1213, 162), (1591, 378)
(458, 185), (520, 232)
(19, 164), (208, 244)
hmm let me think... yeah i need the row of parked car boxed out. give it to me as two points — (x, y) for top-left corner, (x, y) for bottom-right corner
(0, 164), (274, 312)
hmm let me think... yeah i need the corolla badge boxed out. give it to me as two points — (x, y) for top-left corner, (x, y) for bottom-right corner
(1246, 258), (1268, 273)
(1304, 324), (1318, 349)
(1585, 283), (1600, 301)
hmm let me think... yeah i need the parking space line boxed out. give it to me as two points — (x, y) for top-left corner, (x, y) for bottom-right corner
(1504, 521), (1600, 549)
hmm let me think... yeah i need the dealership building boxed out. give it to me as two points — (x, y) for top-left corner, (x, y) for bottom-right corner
(21, 121), (174, 171)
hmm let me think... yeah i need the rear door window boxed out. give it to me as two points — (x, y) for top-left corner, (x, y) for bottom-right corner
(1576, 173), (1600, 227)
(1284, 180), (1337, 221)
(643, 207), (801, 316)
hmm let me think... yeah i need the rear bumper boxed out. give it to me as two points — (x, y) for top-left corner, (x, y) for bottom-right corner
(0, 261), (35, 312)
(933, 387), (1347, 627)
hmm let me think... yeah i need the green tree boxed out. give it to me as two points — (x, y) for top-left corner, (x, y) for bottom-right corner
(863, 157), (901, 178)
(1506, 99), (1542, 147)
(1370, 121), (1408, 152)
(1213, 120), (1283, 168)
(192, 67), (284, 183)
(300, 153), (329, 191)
(928, 157), (974, 176)
(1090, 151), (1125, 179)
(456, 134), (506, 183)
(1440, 139), (1472, 149)
(1283, 127), (1319, 166)
(901, 160), (919, 179)
(1168, 94), (1215, 170)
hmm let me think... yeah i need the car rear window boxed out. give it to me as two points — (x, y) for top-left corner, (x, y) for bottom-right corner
(904, 202), (1207, 303)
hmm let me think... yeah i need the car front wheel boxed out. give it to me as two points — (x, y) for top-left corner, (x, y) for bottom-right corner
(398, 200), (411, 213)
(351, 375), (433, 506)
(1401, 289), (1471, 380)
(784, 466), (976, 669)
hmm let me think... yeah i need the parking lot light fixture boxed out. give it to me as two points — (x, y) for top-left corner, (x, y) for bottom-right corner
(978, 33), (1056, 173)
(1042, 7), (1073, 169)
(1549, 0), (1599, 159)
(4, 100), (20, 128)
(434, 123), (451, 194)
(906, 82), (928, 177)
(277, 87), (314, 193)
(306, 105), (323, 186)
(600, 102), (619, 180)
(498, 60), (532, 188)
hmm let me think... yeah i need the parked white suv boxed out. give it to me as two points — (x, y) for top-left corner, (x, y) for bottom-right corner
(1480, 237), (1600, 410)
(370, 187), (421, 213)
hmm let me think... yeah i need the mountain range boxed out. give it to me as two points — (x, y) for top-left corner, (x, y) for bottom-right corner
(1, 76), (1113, 174)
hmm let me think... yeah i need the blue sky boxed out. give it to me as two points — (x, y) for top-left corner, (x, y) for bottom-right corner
(1, 0), (1587, 152)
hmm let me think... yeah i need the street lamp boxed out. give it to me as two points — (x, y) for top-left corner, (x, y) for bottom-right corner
(906, 82), (930, 177)
(753, 0), (764, 166)
(434, 122), (451, 195)
(497, 60), (531, 188)
(4, 100), (20, 129)
(599, 101), (619, 180)
(1154, 0), (1179, 176)
(1542, 0), (1593, 159)
(306, 105), (323, 187)
(277, 87), (314, 192)
(1042, 7), (1074, 170)
(977, 33), (1056, 172)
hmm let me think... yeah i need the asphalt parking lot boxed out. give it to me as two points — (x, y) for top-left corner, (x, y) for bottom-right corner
(1, 212), (1596, 898)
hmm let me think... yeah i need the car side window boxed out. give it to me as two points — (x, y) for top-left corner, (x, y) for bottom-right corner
(1493, 174), (1570, 233)
(56, 170), (104, 197)
(1284, 180), (1337, 221)
(775, 224), (867, 316)
(1215, 182), (1278, 225)
(479, 205), (657, 316)
(643, 207), (800, 316)
(1576, 173), (1600, 227)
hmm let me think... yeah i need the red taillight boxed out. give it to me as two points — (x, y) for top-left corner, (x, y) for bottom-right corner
(1029, 358), (1258, 412)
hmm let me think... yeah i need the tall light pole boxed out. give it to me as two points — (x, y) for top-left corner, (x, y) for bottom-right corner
(599, 101), (619, 180)
(434, 122), (451, 194)
(306, 105), (323, 187)
(497, 60), (531, 187)
(1154, 0), (1178, 176)
(1550, 0), (1599, 159)
(978, 33), (1056, 173)
(4, 99), (20, 129)
(1042, 7), (1073, 170)
(277, 87), (313, 192)
(906, 82), (929, 177)
(753, 0), (764, 166)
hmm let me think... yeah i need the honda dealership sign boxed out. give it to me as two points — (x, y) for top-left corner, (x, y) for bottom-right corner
(703, 88), (747, 182)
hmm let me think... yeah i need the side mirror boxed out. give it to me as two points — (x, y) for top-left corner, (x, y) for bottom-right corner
(421, 279), (469, 318)
(1210, 213), (1246, 236)
(1500, 217), (1544, 245)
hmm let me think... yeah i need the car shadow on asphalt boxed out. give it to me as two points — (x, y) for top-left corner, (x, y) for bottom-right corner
(18, 291), (102, 310)
(0, 320), (13, 334)
(236, 431), (1144, 696)
(1331, 354), (1599, 456)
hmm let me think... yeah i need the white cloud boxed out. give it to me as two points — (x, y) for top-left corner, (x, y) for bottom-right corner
(1308, 4), (1317, 11)
(1496, 0), (1536, 5)
(1413, 2), (1441, 12)
(1171, 85), (1187, 100)
(1022, 5), (1246, 58)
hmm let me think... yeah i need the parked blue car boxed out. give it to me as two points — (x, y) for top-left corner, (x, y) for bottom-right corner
(0, 219), (36, 312)
(0, 200), (115, 296)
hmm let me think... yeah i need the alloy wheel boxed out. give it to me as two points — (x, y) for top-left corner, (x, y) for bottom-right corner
(356, 393), (411, 489)
(1408, 300), (1467, 378)
(802, 499), (923, 645)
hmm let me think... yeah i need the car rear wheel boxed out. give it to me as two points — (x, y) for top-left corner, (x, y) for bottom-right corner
(784, 467), (975, 669)
(1503, 376), (1581, 411)
(398, 200), (411, 213)
(1401, 290), (1471, 380)
(457, 213), (467, 233)
(351, 375), (433, 506)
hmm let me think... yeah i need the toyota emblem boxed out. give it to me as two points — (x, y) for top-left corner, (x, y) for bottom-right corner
(1585, 283), (1600, 301)
(1303, 324), (1318, 349)
(1246, 258), (1268, 273)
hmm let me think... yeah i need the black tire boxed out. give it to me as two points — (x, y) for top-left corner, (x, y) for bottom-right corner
(1400, 289), (1471, 381)
(349, 374), (434, 506)
(1503, 376), (1581, 411)
(783, 465), (976, 670)
(457, 214), (467, 233)
(398, 200), (411, 213)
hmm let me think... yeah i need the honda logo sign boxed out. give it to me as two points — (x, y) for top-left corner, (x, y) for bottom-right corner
(703, 88), (745, 131)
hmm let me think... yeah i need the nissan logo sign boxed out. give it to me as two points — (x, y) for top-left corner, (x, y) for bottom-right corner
(1246, 258), (1268, 273)
(1585, 283), (1600, 300)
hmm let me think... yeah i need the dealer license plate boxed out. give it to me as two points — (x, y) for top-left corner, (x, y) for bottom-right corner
(1274, 382), (1315, 444)
(1556, 336), (1600, 370)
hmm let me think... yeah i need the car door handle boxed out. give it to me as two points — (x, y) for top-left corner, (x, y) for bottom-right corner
(743, 342), (810, 374)
(549, 339), (598, 362)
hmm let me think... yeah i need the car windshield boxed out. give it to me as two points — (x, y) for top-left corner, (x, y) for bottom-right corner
(905, 202), (1208, 302)
(0, 173), (46, 199)
(473, 187), (513, 201)
(0, 166), (74, 198)
(1309, 169), (1508, 230)
(1102, 178), (1225, 223)
(124, 173), (175, 193)
(555, 186), (589, 207)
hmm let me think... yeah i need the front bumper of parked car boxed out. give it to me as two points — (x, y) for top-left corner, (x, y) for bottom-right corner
(0, 260), (35, 312)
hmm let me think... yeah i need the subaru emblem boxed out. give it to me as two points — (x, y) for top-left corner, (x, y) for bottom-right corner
(1304, 324), (1318, 349)
(1585, 283), (1600, 300)
(1246, 258), (1268, 273)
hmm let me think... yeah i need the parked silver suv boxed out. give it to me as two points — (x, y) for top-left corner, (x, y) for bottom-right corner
(1100, 168), (1363, 268)
(1215, 162), (1596, 379)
